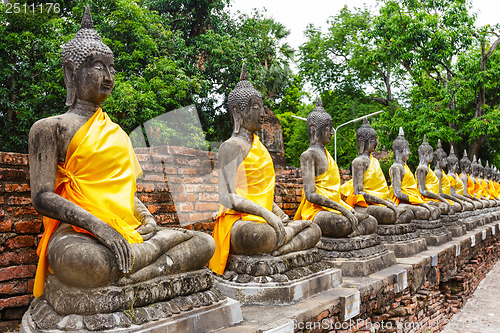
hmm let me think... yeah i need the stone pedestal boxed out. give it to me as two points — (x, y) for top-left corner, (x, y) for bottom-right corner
(376, 224), (427, 257)
(214, 249), (341, 305)
(411, 219), (452, 246)
(459, 211), (479, 231)
(318, 234), (397, 276)
(20, 269), (242, 332)
(440, 215), (466, 237)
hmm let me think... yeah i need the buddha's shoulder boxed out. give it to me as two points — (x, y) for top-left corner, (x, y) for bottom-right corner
(31, 113), (86, 134)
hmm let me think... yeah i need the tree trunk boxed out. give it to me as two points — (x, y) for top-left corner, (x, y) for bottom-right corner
(468, 136), (485, 160)
(7, 60), (16, 121)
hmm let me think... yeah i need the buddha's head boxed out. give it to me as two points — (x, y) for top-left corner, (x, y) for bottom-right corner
(485, 161), (492, 179)
(356, 118), (377, 154)
(62, 5), (114, 107)
(471, 155), (480, 177)
(392, 127), (410, 163)
(433, 139), (447, 170)
(459, 150), (472, 174)
(478, 158), (485, 178)
(447, 146), (459, 174)
(418, 135), (433, 164)
(307, 97), (333, 145)
(227, 64), (264, 134)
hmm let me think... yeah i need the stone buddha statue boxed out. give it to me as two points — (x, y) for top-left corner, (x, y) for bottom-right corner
(208, 66), (321, 276)
(295, 98), (377, 237)
(342, 119), (412, 224)
(471, 156), (491, 207)
(29, 6), (215, 299)
(446, 146), (475, 210)
(389, 128), (440, 220)
(433, 140), (464, 212)
(485, 161), (500, 204)
(459, 150), (484, 209)
(478, 159), (497, 206)
(415, 135), (454, 214)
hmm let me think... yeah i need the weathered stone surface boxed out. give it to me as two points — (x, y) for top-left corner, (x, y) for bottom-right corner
(318, 234), (381, 252)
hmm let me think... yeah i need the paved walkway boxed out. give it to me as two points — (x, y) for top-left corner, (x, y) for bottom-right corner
(441, 260), (500, 333)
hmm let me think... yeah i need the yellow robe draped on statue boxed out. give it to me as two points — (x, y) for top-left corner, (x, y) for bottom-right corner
(489, 180), (498, 199)
(294, 149), (352, 221)
(480, 178), (490, 199)
(474, 177), (483, 198)
(418, 166), (440, 203)
(209, 135), (274, 275)
(440, 171), (454, 204)
(34, 108), (143, 298)
(460, 173), (475, 197)
(389, 164), (424, 205)
(450, 173), (465, 196)
(340, 155), (389, 207)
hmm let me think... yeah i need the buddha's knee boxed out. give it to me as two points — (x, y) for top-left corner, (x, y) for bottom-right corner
(230, 221), (276, 255)
(314, 212), (351, 238)
(414, 207), (430, 220)
(397, 208), (414, 224)
(430, 207), (441, 219)
(359, 215), (377, 234)
(47, 234), (119, 288)
(366, 206), (396, 225)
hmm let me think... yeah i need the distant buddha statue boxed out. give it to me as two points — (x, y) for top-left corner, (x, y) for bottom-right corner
(29, 6), (215, 297)
(209, 66), (321, 275)
(389, 128), (440, 220)
(294, 98), (377, 237)
(415, 135), (454, 214)
(471, 156), (491, 207)
(459, 150), (484, 209)
(484, 161), (500, 204)
(342, 119), (412, 224)
(433, 140), (464, 211)
(478, 159), (497, 206)
(446, 147), (475, 211)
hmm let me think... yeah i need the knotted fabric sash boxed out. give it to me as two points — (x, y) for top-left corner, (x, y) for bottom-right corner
(389, 163), (424, 205)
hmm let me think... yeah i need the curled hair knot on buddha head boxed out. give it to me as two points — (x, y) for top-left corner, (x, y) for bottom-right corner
(227, 63), (262, 133)
(62, 5), (113, 106)
(356, 117), (377, 154)
(392, 127), (409, 153)
(307, 97), (332, 140)
(447, 145), (458, 167)
(418, 134), (433, 158)
(433, 139), (447, 167)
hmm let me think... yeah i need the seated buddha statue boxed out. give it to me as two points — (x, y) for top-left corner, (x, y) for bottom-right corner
(29, 7), (215, 297)
(415, 135), (454, 215)
(208, 66), (321, 275)
(389, 128), (440, 220)
(459, 151), (484, 209)
(341, 119), (412, 224)
(471, 156), (491, 207)
(446, 146), (475, 211)
(485, 161), (500, 204)
(433, 140), (464, 212)
(478, 159), (498, 206)
(294, 98), (377, 238)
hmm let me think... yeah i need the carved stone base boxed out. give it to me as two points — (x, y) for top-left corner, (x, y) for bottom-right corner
(411, 219), (452, 247)
(376, 224), (427, 257)
(440, 215), (466, 237)
(318, 234), (397, 276)
(21, 296), (242, 333)
(215, 249), (341, 305)
(21, 269), (243, 332)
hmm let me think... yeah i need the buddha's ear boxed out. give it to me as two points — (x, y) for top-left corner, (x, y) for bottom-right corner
(358, 139), (365, 155)
(233, 105), (241, 134)
(63, 63), (76, 107)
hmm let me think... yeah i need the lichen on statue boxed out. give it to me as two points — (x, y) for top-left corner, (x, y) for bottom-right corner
(341, 119), (411, 224)
(389, 127), (439, 220)
(415, 135), (454, 215)
(29, 6), (214, 297)
(208, 65), (321, 276)
(294, 97), (377, 238)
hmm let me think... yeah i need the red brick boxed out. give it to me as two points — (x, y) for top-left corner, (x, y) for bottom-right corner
(199, 193), (219, 202)
(0, 250), (38, 266)
(8, 207), (38, 218)
(0, 196), (4, 204)
(180, 203), (194, 212)
(27, 278), (34, 293)
(0, 294), (31, 310)
(0, 168), (27, 181)
(6, 235), (35, 249)
(189, 213), (203, 222)
(0, 220), (13, 232)
(0, 265), (36, 282)
(195, 203), (218, 211)
(0, 208), (4, 218)
(7, 196), (31, 205)
(178, 168), (197, 175)
(0, 281), (28, 295)
(163, 167), (177, 175)
(183, 177), (203, 184)
(3, 306), (29, 320)
(14, 221), (41, 234)
(143, 174), (165, 182)
(3, 183), (30, 192)
(0, 152), (29, 165)
(136, 183), (155, 192)
(147, 204), (176, 214)
(0, 320), (21, 332)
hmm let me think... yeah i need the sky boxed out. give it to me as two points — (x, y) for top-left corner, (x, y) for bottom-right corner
(230, 0), (500, 51)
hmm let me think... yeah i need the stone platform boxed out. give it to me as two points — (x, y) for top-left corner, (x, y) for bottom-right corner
(440, 214), (466, 237)
(411, 219), (453, 246)
(20, 269), (242, 332)
(318, 234), (397, 276)
(215, 248), (340, 305)
(376, 224), (427, 257)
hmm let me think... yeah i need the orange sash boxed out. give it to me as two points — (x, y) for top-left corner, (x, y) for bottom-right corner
(418, 166), (440, 203)
(389, 164), (423, 205)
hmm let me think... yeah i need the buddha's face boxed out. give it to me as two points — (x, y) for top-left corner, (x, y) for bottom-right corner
(440, 156), (447, 169)
(401, 144), (411, 162)
(319, 121), (333, 145)
(240, 94), (264, 132)
(462, 161), (471, 174)
(74, 53), (115, 105)
(420, 148), (433, 164)
(449, 160), (458, 173)
(366, 134), (378, 153)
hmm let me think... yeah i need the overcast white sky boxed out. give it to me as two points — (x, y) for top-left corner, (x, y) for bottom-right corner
(230, 0), (500, 51)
